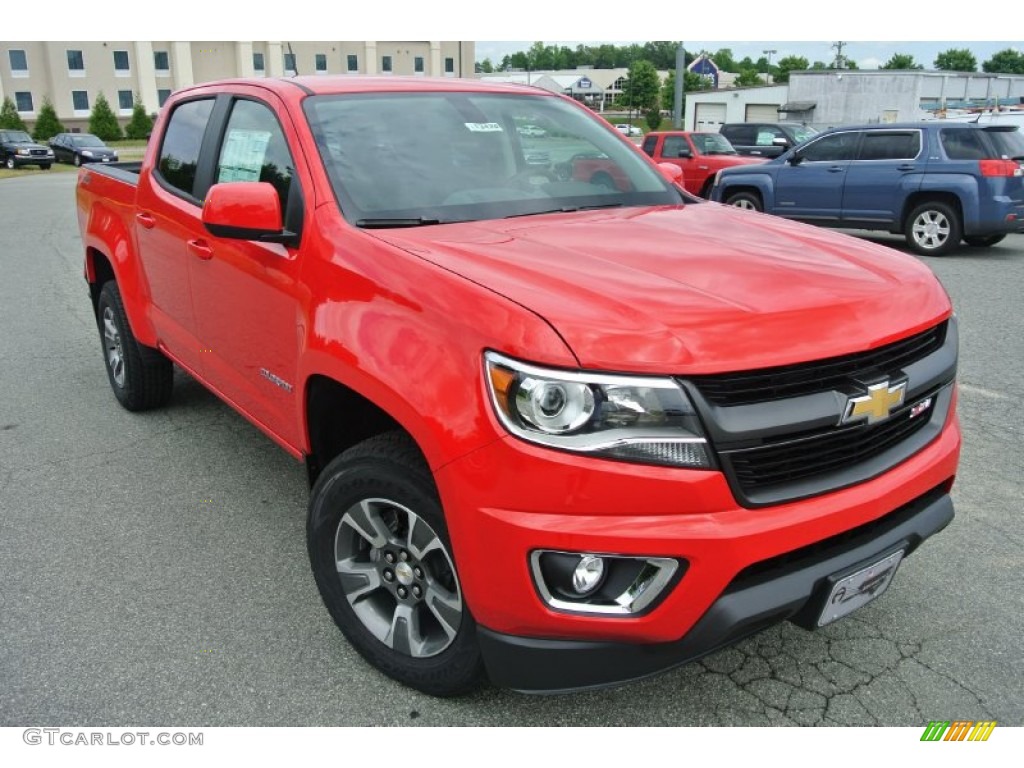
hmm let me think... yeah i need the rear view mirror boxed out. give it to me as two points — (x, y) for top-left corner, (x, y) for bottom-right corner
(656, 163), (684, 184)
(202, 182), (296, 246)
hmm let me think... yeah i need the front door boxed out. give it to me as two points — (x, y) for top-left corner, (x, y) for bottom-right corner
(773, 131), (860, 221)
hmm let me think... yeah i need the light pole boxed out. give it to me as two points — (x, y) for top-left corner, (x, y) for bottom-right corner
(763, 49), (776, 85)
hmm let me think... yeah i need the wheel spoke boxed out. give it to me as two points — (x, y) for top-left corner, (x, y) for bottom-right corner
(342, 500), (392, 548)
(424, 583), (462, 641)
(407, 514), (443, 560)
(103, 315), (118, 345)
(385, 603), (426, 656)
(336, 557), (382, 603)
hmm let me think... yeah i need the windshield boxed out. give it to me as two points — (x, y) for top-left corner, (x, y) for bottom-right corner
(791, 126), (818, 144)
(304, 92), (682, 226)
(72, 135), (106, 147)
(691, 133), (736, 155)
(4, 131), (33, 143)
(985, 127), (1024, 160)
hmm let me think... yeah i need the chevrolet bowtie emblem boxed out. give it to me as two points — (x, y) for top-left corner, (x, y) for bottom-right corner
(842, 380), (907, 425)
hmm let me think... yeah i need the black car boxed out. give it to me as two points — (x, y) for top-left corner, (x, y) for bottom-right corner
(0, 129), (55, 169)
(718, 122), (818, 158)
(50, 133), (119, 166)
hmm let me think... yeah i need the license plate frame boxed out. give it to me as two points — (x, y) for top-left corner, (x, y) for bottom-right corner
(817, 548), (905, 627)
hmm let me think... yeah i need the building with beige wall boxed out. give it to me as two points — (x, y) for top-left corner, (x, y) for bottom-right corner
(0, 41), (474, 131)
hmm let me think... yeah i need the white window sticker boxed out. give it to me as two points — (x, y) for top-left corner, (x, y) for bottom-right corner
(464, 122), (503, 133)
(218, 129), (272, 183)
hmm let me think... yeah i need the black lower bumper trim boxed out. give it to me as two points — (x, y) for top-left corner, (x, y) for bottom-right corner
(479, 490), (954, 693)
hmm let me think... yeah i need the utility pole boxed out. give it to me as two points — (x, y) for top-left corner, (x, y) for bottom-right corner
(763, 49), (776, 85)
(673, 42), (685, 129)
(831, 41), (847, 70)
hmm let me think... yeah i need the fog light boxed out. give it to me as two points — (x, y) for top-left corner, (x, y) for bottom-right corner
(573, 555), (605, 594)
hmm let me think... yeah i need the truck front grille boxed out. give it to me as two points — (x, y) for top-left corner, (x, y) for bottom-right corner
(690, 322), (946, 406)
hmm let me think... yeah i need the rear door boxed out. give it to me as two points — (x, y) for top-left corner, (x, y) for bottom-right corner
(841, 129), (925, 225)
(134, 96), (218, 375)
(773, 130), (860, 220)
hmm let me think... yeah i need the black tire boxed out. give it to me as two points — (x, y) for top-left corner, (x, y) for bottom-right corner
(698, 179), (714, 199)
(73, 155), (82, 167)
(307, 432), (484, 697)
(963, 234), (1006, 248)
(96, 281), (173, 411)
(904, 201), (962, 256)
(725, 191), (762, 211)
(4, 156), (15, 170)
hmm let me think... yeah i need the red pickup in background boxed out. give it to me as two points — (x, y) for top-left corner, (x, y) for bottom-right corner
(641, 130), (767, 197)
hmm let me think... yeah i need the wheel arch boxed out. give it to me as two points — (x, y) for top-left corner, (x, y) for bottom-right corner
(901, 191), (964, 232)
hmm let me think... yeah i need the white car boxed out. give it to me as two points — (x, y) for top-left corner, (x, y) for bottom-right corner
(614, 123), (643, 137)
(517, 124), (547, 137)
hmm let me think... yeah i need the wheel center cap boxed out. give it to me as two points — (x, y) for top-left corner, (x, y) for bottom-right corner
(395, 561), (415, 586)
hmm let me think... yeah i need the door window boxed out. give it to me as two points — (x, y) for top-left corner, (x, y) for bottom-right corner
(857, 131), (920, 161)
(662, 136), (688, 157)
(799, 132), (859, 162)
(215, 99), (296, 213)
(156, 98), (216, 199)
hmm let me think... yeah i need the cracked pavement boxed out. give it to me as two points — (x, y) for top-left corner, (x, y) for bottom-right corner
(1, 175), (1021, 726)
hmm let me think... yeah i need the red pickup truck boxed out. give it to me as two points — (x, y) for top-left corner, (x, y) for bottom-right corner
(77, 77), (960, 697)
(641, 130), (767, 197)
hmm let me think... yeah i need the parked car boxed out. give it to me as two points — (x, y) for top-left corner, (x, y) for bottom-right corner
(719, 122), (818, 158)
(641, 131), (767, 197)
(614, 123), (643, 137)
(0, 129), (54, 170)
(517, 124), (547, 138)
(50, 133), (119, 166)
(711, 122), (1024, 256)
(77, 77), (960, 696)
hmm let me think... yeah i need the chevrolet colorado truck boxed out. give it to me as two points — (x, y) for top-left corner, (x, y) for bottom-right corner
(77, 77), (961, 696)
(640, 130), (766, 197)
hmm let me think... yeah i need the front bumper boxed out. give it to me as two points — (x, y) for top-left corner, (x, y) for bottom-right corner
(435, 386), (959, 691)
(479, 486), (953, 692)
(7, 153), (53, 166)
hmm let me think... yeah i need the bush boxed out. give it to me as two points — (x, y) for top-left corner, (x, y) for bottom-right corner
(124, 97), (153, 140)
(89, 93), (123, 142)
(645, 107), (663, 132)
(32, 98), (65, 141)
(0, 97), (28, 131)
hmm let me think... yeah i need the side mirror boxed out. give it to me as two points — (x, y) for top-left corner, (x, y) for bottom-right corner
(202, 182), (296, 245)
(772, 137), (790, 147)
(787, 152), (804, 166)
(676, 148), (693, 159)
(656, 162), (684, 184)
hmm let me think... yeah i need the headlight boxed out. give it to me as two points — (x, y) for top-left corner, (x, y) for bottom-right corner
(81, 150), (94, 157)
(17, 148), (30, 155)
(484, 351), (712, 468)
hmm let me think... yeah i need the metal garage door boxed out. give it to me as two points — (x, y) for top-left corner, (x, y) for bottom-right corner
(746, 103), (781, 123)
(694, 103), (727, 132)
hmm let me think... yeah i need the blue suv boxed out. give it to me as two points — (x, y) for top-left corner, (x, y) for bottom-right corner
(710, 123), (1024, 256)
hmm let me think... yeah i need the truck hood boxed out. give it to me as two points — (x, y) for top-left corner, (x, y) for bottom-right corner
(374, 204), (951, 374)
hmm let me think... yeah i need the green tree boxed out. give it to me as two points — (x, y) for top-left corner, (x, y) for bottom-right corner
(476, 58), (494, 74)
(881, 53), (923, 70)
(31, 97), (65, 141)
(713, 48), (737, 72)
(774, 55), (809, 84)
(645, 106), (662, 132)
(734, 69), (765, 87)
(982, 48), (1024, 74)
(0, 96), (28, 131)
(125, 96), (153, 139)
(934, 48), (977, 72)
(810, 61), (829, 70)
(89, 93), (122, 141)
(622, 60), (660, 112)
(737, 56), (755, 70)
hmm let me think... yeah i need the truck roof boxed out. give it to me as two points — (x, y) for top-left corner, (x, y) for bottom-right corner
(173, 75), (554, 99)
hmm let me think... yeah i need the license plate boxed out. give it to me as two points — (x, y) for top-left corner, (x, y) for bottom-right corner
(102, 157), (110, 162)
(817, 549), (904, 627)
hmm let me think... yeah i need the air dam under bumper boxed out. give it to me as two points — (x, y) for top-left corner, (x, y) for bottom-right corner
(478, 488), (954, 693)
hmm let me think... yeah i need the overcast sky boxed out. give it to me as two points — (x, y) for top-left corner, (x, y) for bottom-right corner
(475, 41), (1021, 71)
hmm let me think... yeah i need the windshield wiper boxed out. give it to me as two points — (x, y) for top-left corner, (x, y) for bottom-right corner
(504, 202), (625, 219)
(356, 217), (444, 229)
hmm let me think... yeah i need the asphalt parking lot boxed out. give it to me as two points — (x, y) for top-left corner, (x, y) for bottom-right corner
(1, 172), (1021, 727)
